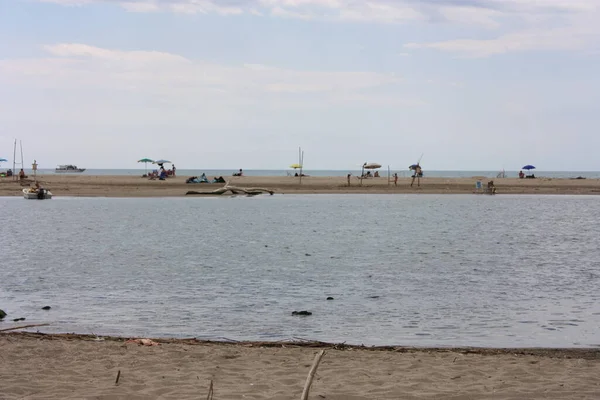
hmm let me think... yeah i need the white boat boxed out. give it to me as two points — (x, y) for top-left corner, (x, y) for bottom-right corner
(23, 188), (53, 200)
(55, 165), (85, 173)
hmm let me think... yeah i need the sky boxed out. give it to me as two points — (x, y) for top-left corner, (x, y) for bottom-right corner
(0, 0), (599, 170)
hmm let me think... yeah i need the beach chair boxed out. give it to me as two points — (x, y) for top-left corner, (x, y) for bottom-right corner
(475, 180), (483, 193)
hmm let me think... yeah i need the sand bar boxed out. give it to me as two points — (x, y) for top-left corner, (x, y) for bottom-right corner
(1, 332), (600, 399)
(2, 174), (600, 197)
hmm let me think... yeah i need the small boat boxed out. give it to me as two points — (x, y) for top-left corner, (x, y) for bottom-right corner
(55, 165), (85, 173)
(23, 188), (53, 200)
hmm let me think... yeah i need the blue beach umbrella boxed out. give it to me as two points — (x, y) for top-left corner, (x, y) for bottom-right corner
(522, 165), (536, 170)
(0, 158), (7, 168)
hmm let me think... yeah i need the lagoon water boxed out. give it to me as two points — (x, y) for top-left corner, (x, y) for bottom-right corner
(1, 194), (599, 348)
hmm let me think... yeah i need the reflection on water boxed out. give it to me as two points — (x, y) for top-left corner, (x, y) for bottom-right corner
(1, 194), (599, 347)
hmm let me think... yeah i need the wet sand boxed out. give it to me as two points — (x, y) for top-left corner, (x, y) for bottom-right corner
(2, 174), (600, 197)
(1, 332), (599, 400)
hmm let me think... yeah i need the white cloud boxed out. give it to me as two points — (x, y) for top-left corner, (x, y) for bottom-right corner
(28, 0), (600, 57)
(120, 1), (159, 12)
(0, 43), (407, 107)
(405, 16), (599, 57)
(44, 43), (189, 63)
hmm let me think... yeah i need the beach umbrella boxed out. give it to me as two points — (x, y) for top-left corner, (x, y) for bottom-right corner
(0, 157), (7, 166)
(409, 164), (419, 170)
(363, 162), (381, 170)
(153, 159), (172, 165)
(522, 165), (536, 170)
(289, 163), (302, 169)
(137, 158), (154, 174)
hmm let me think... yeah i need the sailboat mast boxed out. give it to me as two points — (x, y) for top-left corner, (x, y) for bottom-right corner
(12, 139), (16, 181)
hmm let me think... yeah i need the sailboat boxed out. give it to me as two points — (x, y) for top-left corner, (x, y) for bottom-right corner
(12, 140), (53, 199)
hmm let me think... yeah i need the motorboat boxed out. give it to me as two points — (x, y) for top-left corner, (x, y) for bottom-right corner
(55, 165), (85, 173)
(23, 188), (53, 200)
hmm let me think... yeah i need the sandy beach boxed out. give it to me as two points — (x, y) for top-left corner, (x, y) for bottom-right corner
(1, 332), (599, 400)
(2, 174), (600, 197)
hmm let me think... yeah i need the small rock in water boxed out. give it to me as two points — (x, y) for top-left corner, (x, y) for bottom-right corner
(0, 309), (6, 319)
(369, 296), (380, 299)
(326, 297), (334, 300)
(305, 253), (311, 257)
(12, 318), (26, 322)
(292, 311), (312, 316)
(42, 306), (52, 310)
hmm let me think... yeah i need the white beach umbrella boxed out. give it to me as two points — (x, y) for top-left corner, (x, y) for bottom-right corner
(363, 162), (382, 170)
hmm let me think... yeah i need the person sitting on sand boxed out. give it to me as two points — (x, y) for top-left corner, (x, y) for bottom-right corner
(374, 171), (380, 178)
(487, 180), (497, 194)
(519, 170), (525, 179)
(233, 169), (243, 177)
(19, 169), (25, 181)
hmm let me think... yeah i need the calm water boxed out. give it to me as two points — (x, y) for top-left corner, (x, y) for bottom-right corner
(27, 168), (600, 179)
(1, 194), (599, 348)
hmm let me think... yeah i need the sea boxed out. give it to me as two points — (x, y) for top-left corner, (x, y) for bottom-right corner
(1, 194), (599, 348)
(28, 169), (600, 179)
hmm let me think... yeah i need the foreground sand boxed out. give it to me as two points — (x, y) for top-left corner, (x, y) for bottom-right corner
(2, 174), (600, 197)
(1, 333), (599, 399)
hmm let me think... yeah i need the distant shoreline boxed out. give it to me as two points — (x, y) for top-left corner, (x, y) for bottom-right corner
(2, 174), (600, 197)
(11, 168), (600, 180)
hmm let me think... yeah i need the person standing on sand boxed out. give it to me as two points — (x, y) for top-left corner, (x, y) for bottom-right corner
(394, 173), (398, 186)
(347, 173), (351, 186)
(410, 165), (422, 187)
(172, 164), (176, 177)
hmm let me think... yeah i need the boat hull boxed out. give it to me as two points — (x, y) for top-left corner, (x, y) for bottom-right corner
(23, 189), (53, 199)
(55, 169), (85, 173)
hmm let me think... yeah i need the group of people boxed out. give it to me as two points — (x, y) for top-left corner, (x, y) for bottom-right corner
(360, 170), (380, 178)
(148, 164), (176, 180)
(345, 166), (422, 187)
(518, 170), (535, 179)
(0, 168), (27, 180)
(186, 174), (226, 184)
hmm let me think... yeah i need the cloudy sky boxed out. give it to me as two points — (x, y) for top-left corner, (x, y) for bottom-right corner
(1, 0), (599, 170)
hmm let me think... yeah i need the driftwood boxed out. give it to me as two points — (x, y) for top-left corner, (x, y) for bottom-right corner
(186, 182), (274, 197)
(3, 332), (600, 360)
(0, 323), (51, 332)
(300, 350), (326, 400)
(206, 380), (214, 400)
